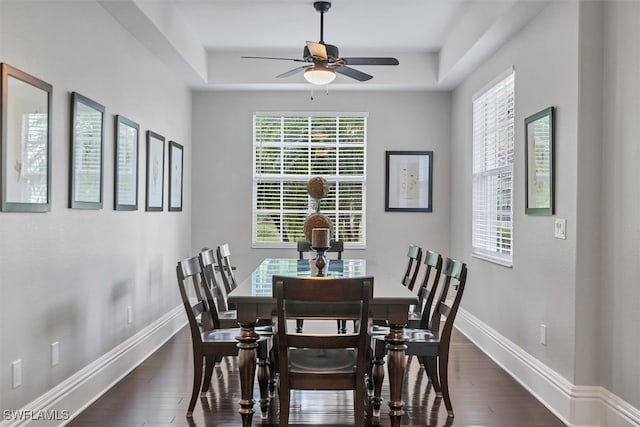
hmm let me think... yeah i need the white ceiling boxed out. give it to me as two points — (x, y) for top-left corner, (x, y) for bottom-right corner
(99, 0), (549, 91)
(172, 0), (466, 52)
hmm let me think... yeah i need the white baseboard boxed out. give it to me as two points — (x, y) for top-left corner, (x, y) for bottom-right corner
(456, 309), (640, 427)
(1, 305), (186, 427)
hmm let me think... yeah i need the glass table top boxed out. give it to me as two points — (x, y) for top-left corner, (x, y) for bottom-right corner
(250, 258), (368, 297)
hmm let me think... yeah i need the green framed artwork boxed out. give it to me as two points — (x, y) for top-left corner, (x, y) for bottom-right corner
(525, 106), (554, 215)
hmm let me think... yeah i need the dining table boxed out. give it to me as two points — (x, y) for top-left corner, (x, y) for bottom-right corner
(227, 257), (418, 427)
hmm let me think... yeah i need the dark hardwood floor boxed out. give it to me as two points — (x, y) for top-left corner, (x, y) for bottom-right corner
(68, 322), (565, 427)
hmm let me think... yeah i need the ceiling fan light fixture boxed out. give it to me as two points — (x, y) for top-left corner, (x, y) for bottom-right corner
(304, 65), (336, 85)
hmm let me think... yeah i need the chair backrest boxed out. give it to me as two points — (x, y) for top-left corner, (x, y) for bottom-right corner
(216, 243), (238, 295)
(416, 250), (443, 329)
(198, 248), (229, 313)
(297, 240), (344, 260)
(176, 256), (218, 345)
(428, 258), (467, 339)
(402, 244), (423, 290)
(273, 275), (373, 377)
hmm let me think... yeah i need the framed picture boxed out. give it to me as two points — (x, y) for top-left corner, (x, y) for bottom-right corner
(145, 130), (165, 211)
(114, 115), (139, 211)
(168, 141), (183, 212)
(70, 92), (105, 209)
(1, 63), (52, 212)
(525, 106), (554, 215)
(385, 150), (433, 212)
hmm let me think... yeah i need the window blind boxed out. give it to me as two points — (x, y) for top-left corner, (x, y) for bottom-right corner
(472, 72), (514, 265)
(253, 113), (367, 248)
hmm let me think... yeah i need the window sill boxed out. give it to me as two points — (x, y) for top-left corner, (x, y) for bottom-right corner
(471, 251), (513, 268)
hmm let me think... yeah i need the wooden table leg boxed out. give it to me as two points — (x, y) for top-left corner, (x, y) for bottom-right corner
(237, 322), (259, 427)
(386, 323), (407, 427)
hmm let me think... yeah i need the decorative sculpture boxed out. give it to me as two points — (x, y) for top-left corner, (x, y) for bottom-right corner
(303, 177), (332, 275)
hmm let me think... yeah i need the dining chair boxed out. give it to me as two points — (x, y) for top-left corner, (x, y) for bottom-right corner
(403, 244), (423, 291)
(295, 239), (347, 333)
(216, 243), (238, 301)
(370, 244), (424, 331)
(176, 256), (272, 417)
(408, 250), (443, 328)
(198, 248), (237, 328)
(370, 257), (467, 418)
(273, 274), (373, 426)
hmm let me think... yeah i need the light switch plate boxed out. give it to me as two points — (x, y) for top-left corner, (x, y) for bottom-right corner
(51, 342), (60, 366)
(12, 359), (22, 388)
(554, 219), (567, 239)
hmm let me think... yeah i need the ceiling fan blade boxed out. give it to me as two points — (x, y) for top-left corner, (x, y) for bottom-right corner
(241, 56), (308, 62)
(341, 57), (399, 66)
(276, 65), (311, 78)
(306, 41), (328, 60)
(334, 65), (373, 82)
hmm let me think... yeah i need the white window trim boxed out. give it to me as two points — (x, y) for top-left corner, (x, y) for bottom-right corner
(471, 69), (515, 267)
(252, 112), (368, 249)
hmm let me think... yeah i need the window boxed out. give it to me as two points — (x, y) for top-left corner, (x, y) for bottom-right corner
(252, 113), (367, 248)
(472, 71), (515, 266)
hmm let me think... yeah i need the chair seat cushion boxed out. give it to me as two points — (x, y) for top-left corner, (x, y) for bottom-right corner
(288, 348), (356, 373)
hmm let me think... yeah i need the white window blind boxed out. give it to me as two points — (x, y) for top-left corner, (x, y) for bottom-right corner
(252, 113), (367, 248)
(472, 71), (514, 266)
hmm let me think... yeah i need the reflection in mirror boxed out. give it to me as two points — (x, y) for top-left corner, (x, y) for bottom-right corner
(70, 92), (105, 209)
(525, 106), (554, 215)
(1, 63), (52, 212)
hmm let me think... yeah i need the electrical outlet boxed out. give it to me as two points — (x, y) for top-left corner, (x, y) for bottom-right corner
(51, 342), (60, 366)
(12, 359), (22, 388)
(540, 324), (547, 346)
(127, 306), (133, 324)
(554, 219), (567, 239)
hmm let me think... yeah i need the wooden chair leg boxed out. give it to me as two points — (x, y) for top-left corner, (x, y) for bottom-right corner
(201, 355), (215, 393)
(279, 389), (290, 427)
(424, 356), (441, 394)
(337, 319), (347, 333)
(187, 349), (204, 416)
(257, 357), (270, 419)
(438, 351), (454, 417)
(371, 354), (385, 417)
(355, 377), (366, 425)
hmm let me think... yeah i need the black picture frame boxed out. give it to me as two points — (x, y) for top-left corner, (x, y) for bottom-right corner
(145, 130), (165, 212)
(385, 150), (433, 212)
(70, 92), (105, 209)
(168, 141), (183, 212)
(114, 115), (139, 211)
(525, 106), (554, 215)
(1, 63), (52, 212)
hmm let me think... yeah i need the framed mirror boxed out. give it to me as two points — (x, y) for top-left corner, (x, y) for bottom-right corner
(145, 130), (165, 212)
(114, 115), (139, 211)
(1, 63), (52, 212)
(70, 92), (105, 209)
(525, 106), (554, 215)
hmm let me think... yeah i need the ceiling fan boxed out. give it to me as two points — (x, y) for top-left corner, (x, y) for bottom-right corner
(241, 1), (399, 85)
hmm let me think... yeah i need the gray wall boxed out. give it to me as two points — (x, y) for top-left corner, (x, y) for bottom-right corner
(191, 90), (451, 283)
(600, 1), (640, 408)
(450, 1), (580, 382)
(451, 0), (640, 409)
(0, 1), (191, 411)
